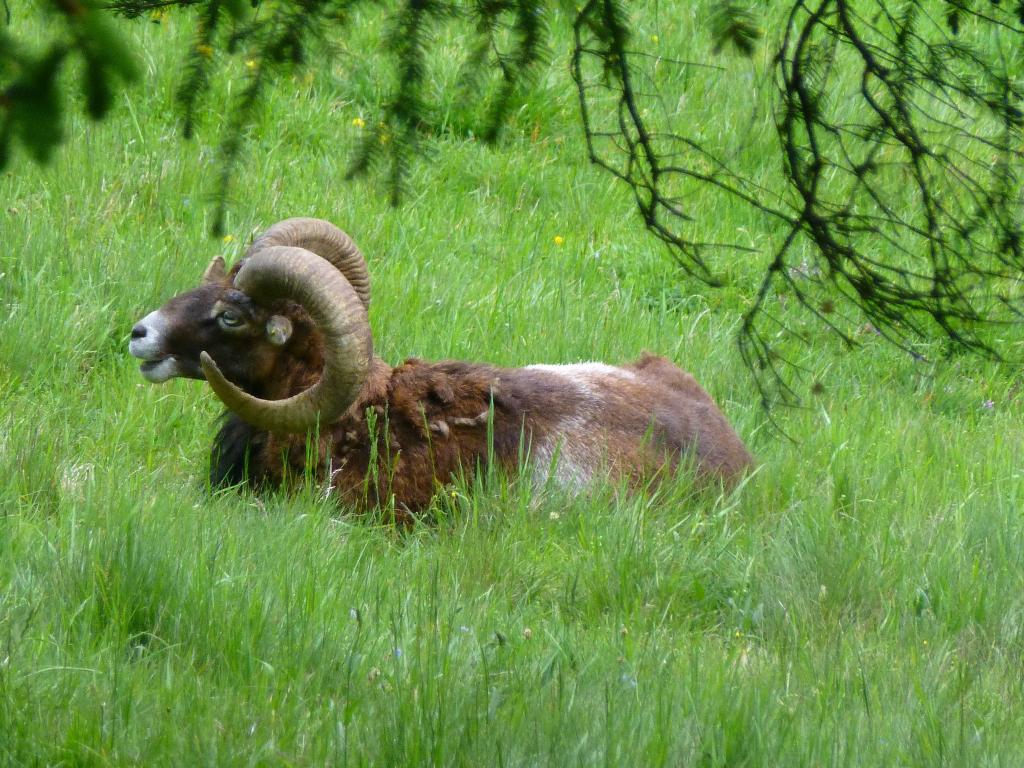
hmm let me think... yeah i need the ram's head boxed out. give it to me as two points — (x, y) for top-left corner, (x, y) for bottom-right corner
(129, 218), (374, 433)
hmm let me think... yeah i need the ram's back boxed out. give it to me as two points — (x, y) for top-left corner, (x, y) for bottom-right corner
(213, 354), (752, 515)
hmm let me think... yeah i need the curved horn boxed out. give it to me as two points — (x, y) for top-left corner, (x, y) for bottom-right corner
(200, 246), (372, 433)
(245, 218), (371, 311)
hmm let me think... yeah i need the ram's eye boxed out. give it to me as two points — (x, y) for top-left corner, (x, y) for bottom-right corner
(218, 309), (244, 329)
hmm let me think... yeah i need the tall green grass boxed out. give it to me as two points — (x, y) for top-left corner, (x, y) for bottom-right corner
(2, 2), (1023, 765)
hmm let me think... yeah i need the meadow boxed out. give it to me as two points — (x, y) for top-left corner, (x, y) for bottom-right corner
(2, 2), (1024, 764)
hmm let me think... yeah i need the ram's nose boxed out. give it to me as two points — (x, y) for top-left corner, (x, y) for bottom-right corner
(128, 311), (168, 359)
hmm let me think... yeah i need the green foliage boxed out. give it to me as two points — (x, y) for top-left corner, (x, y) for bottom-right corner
(0, 0), (139, 169)
(2, 4), (1024, 761)
(97, 0), (560, 230)
(8, 0), (1024, 394)
(0, 0), (746, 229)
(346, 0), (453, 206)
(709, 1), (762, 56)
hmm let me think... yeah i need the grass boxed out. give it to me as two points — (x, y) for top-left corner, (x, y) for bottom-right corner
(2, 1), (1024, 765)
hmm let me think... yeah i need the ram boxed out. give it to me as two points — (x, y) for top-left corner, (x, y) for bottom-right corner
(129, 218), (752, 519)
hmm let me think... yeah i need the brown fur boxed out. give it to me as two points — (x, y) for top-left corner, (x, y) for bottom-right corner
(217, 353), (753, 521)
(138, 268), (753, 519)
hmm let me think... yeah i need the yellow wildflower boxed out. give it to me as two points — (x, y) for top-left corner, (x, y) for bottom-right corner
(351, 117), (366, 128)
(650, 34), (659, 44)
(245, 59), (257, 70)
(553, 235), (565, 246)
(222, 234), (235, 244)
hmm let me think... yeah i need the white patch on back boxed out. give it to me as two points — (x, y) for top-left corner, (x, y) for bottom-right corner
(522, 362), (635, 489)
(525, 362), (636, 381)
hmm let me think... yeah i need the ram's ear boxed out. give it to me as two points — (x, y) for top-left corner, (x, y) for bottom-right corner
(202, 256), (227, 285)
(265, 315), (293, 346)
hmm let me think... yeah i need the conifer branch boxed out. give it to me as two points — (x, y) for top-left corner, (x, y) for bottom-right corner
(6, 0), (1024, 403)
